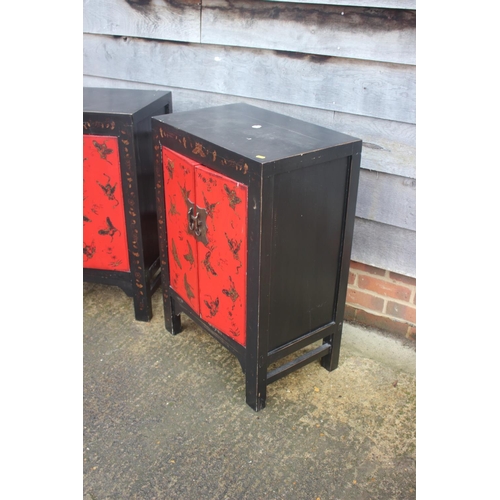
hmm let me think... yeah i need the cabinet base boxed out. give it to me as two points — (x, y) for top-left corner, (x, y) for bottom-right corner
(83, 258), (161, 322)
(163, 293), (343, 411)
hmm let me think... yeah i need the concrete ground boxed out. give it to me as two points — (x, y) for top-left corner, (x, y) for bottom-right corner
(83, 282), (416, 500)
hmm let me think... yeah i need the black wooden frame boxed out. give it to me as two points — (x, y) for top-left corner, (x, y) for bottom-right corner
(83, 88), (172, 321)
(152, 104), (361, 411)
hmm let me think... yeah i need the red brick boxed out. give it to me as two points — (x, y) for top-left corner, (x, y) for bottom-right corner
(386, 301), (416, 324)
(353, 309), (410, 337)
(358, 275), (412, 302)
(348, 272), (356, 285)
(389, 271), (416, 286)
(346, 288), (385, 312)
(350, 261), (385, 276)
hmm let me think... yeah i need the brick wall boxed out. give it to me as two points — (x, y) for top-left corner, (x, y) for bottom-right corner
(345, 261), (416, 341)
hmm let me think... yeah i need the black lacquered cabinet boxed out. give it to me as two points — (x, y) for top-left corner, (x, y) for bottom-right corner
(152, 103), (362, 411)
(83, 87), (172, 321)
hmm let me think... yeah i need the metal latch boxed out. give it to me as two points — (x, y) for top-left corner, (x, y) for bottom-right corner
(187, 202), (208, 246)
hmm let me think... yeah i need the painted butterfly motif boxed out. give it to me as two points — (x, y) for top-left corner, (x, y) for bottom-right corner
(224, 184), (242, 210)
(183, 240), (195, 267)
(93, 140), (113, 163)
(169, 196), (180, 216)
(184, 273), (195, 300)
(98, 217), (121, 241)
(225, 232), (242, 260)
(167, 158), (175, 179)
(171, 239), (182, 269)
(96, 173), (119, 206)
(203, 192), (219, 218)
(83, 241), (96, 261)
(202, 249), (217, 276)
(222, 276), (239, 303)
(179, 182), (191, 205)
(192, 142), (207, 157)
(204, 296), (220, 317)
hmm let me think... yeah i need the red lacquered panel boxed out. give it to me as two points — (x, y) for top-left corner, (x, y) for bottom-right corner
(163, 147), (200, 314)
(195, 165), (248, 346)
(83, 135), (129, 271)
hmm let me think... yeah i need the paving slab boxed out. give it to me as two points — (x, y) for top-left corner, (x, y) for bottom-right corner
(83, 282), (416, 499)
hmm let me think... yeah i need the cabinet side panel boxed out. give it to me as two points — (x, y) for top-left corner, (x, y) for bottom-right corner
(134, 114), (159, 268)
(133, 99), (172, 268)
(268, 157), (349, 351)
(83, 134), (130, 271)
(162, 147), (200, 314)
(196, 165), (248, 346)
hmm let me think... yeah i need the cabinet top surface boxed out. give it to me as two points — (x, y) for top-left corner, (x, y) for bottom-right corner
(83, 87), (172, 116)
(154, 103), (360, 164)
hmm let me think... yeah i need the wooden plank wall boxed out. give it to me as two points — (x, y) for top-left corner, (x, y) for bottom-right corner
(83, 0), (416, 278)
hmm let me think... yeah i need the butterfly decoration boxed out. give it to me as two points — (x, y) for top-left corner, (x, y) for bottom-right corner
(224, 184), (242, 210)
(183, 240), (195, 267)
(171, 239), (182, 269)
(169, 196), (180, 216)
(92, 140), (113, 163)
(204, 296), (220, 317)
(98, 217), (121, 242)
(192, 142), (207, 158)
(225, 232), (242, 261)
(83, 241), (96, 261)
(96, 173), (119, 206)
(184, 273), (195, 300)
(167, 158), (175, 179)
(203, 192), (219, 219)
(202, 249), (217, 276)
(222, 277), (239, 303)
(179, 182), (191, 205)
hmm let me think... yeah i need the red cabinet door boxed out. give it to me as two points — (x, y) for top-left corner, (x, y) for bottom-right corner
(83, 135), (130, 271)
(162, 147), (200, 314)
(195, 164), (248, 346)
(163, 147), (248, 346)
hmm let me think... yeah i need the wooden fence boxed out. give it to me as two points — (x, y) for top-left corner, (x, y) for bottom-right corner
(83, 0), (416, 277)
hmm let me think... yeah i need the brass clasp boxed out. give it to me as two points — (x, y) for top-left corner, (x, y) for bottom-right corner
(187, 203), (208, 245)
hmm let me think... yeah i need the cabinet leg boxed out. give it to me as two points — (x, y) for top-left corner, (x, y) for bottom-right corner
(133, 292), (153, 322)
(245, 369), (267, 412)
(321, 328), (342, 372)
(163, 293), (181, 335)
(245, 386), (266, 412)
